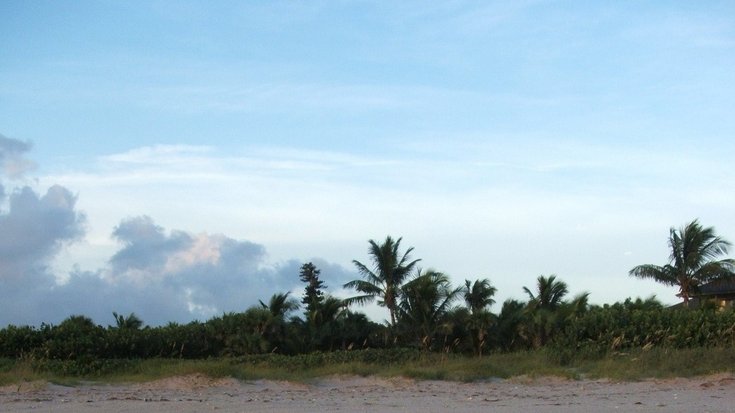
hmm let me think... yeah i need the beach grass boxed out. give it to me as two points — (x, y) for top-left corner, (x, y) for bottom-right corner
(1, 347), (733, 386)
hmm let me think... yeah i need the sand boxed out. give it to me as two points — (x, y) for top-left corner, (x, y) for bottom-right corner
(2, 373), (734, 413)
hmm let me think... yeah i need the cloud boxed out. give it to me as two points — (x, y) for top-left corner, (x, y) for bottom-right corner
(0, 134), (36, 179)
(108, 216), (194, 281)
(0, 183), (87, 326)
(0, 140), (359, 327)
(102, 144), (214, 165)
(0, 211), (357, 327)
(0, 185), (85, 284)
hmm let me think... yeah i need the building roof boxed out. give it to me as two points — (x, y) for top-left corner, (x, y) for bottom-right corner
(697, 278), (735, 296)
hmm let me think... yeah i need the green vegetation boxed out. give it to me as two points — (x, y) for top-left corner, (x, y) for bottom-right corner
(2, 347), (734, 385)
(1, 220), (734, 384)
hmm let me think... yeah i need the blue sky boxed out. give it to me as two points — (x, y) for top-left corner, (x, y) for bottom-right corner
(1, 1), (734, 326)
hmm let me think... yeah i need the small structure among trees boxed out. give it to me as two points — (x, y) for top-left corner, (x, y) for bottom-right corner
(687, 279), (735, 309)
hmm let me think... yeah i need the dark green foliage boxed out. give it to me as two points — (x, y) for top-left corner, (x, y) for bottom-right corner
(260, 292), (299, 319)
(297, 262), (357, 351)
(332, 312), (388, 350)
(0, 324), (48, 358)
(41, 315), (107, 360)
(522, 275), (572, 348)
(549, 303), (735, 364)
(463, 278), (497, 356)
(299, 262), (325, 318)
(1, 303), (735, 378)
(494, 299), (530, 351)
(396, 270), (460, 351)
(30, 357), (140, 376)
(112, 312), (144, 330)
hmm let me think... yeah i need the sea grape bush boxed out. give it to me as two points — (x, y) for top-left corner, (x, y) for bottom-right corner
(0, 310), (386, 360)
(548, 302), (735, 364)
(1, 303), (733, 364)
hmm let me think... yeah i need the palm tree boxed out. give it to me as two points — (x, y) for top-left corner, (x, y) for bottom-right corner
(495, 299), (529, 351)
(523, 275), (569, 348)
(309, 295), (348, 351)
(629, 219), (735, 306)
(259, 292), (300, 319)
(463, 278), (497, 356)
(464, 279), (497, 314)
(556, 292), (590, 326)
(112, 312), (144, 330)
(344, 236), (421, 326)
(523, 275), (569, 311)
(396, 270), (460, 350)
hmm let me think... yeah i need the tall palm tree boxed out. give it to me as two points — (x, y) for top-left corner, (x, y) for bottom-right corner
(463, 278), (497, 356)
(397, 270), (460, 350)
(344, 236), (421, 326)
(629, 219), (735, 306)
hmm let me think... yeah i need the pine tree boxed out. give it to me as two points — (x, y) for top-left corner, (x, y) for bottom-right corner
(299, 262), (325, 320)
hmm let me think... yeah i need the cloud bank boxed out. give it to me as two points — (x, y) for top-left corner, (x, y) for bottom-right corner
(0, 136), (356, 327)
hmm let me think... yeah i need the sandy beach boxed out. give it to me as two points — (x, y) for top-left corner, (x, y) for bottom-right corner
(2, 373), (734, 413)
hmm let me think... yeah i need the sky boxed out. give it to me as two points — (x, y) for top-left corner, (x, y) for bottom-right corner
(1, 1), (734, 327)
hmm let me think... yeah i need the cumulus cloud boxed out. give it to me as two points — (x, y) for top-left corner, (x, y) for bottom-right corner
(0, 211), (356, 326)
(0, 137), (359, 327)
(0, 185), (86, 284)
(0, 183), (87, 325)
(0, 141), (361, 326)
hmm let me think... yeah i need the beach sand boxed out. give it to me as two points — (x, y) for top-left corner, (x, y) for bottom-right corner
(2, 373), (734, 413)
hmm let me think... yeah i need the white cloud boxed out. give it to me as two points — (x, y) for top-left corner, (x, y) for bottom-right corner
(101, 144), (214, 164)
(164, 233), (223, 274)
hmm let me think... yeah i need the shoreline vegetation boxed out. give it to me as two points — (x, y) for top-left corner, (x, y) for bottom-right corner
(2, 347), (735, 386)
(2, 222), (733, 387)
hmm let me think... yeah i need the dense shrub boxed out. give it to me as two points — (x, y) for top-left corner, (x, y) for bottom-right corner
(549, 304), (735, 363)
(3, 303), (734, 366)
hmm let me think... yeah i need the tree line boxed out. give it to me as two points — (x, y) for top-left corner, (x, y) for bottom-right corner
(1, 219), (733, 362)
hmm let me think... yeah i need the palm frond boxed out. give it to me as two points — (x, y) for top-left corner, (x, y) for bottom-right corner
(351, 260), (382, 285)
(341, 294), (376, 307)
(343, 279), (383, 295)
(522, 286), (536, 302)
(629, 264), (677, 285)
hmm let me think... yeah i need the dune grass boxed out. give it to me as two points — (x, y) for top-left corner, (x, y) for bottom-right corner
(1, 347), (733, 386)
(580, 347), (735, 380)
